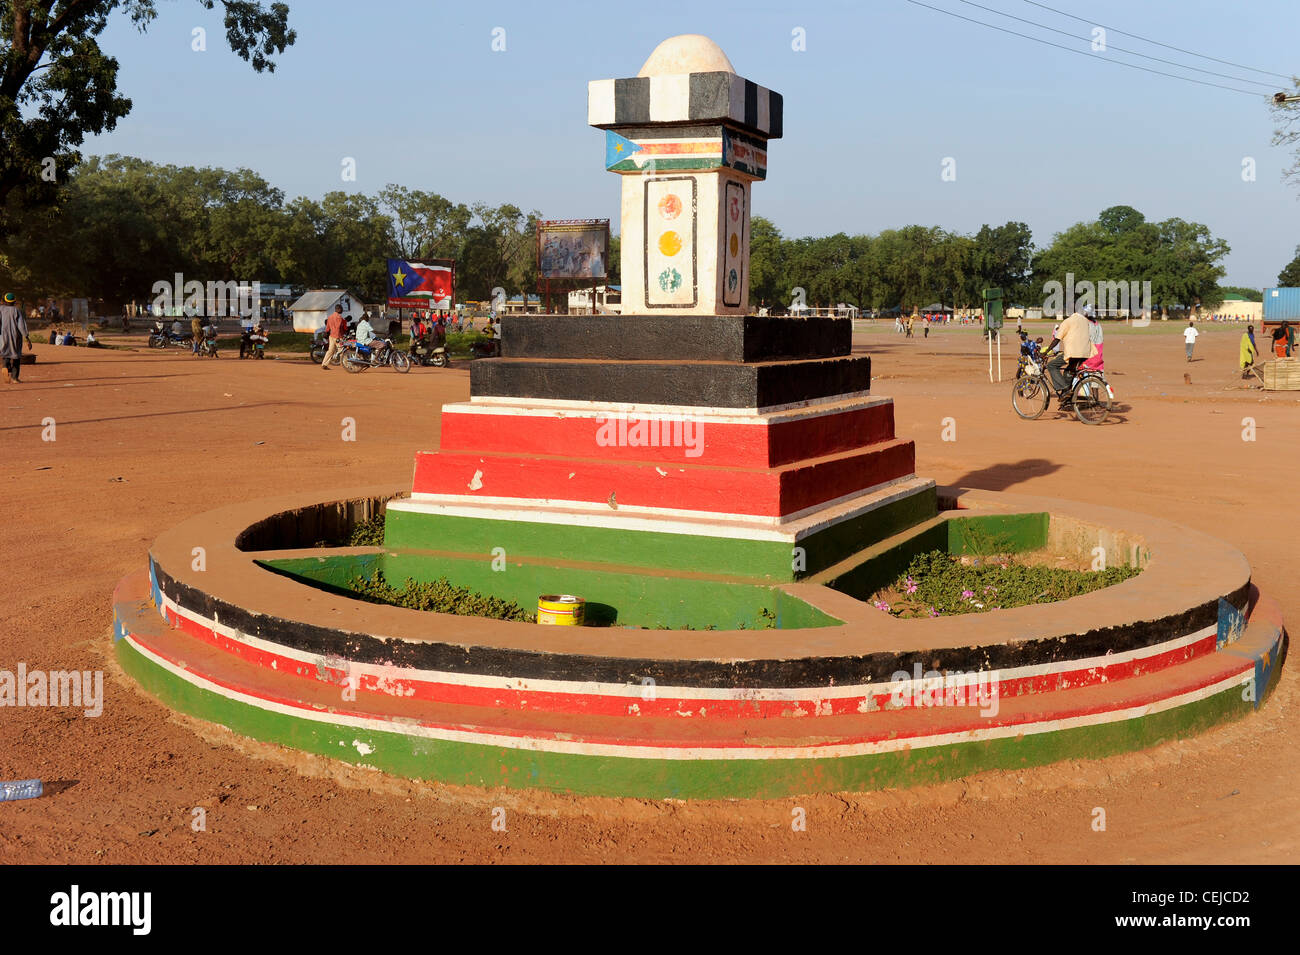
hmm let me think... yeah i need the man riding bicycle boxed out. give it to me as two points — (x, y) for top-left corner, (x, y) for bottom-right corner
(1045, 305), (1094, 394)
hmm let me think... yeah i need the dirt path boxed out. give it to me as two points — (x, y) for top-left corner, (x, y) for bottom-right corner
(0, 324), (1294, 864)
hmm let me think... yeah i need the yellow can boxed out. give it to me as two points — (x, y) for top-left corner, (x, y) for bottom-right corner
(537, 594), (585, 626)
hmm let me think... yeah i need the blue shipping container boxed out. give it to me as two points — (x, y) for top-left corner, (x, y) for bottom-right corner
(1263, 288), (1300, 322)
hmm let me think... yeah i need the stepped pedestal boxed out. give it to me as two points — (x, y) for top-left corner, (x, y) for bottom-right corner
(385, 315), (937, 579)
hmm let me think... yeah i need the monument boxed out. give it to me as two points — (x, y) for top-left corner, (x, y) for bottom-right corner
(112, 36), (1286, 799)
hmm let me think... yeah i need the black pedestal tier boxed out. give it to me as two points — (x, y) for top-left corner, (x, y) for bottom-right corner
(481, 314), (864, 409)
(500, 314), (850, 363)
(471, 355), (871, 410)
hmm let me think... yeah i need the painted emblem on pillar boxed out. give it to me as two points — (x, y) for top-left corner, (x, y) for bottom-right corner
(722, 180), (747, 308)
(658, 268), (683, 293)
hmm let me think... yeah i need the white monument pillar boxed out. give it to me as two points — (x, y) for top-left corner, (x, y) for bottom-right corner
(588, 35), (783, 316)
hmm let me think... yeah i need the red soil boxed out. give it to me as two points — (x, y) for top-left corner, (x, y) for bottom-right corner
(0, 322), (1295, 864)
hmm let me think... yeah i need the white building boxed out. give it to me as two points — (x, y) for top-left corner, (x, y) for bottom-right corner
(567, 285), (622, 315)
(288, 289), (364, 333)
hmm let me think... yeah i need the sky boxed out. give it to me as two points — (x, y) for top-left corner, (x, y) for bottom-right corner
(84, 0), (1300, 288)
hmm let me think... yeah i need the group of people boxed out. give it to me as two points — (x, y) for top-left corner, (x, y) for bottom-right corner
(1238, 321), (1296, 377)
(318, 306), (398, 369)
(894, 312), (946, 338)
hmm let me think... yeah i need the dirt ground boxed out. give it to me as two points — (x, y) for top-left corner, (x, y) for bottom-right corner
(0, 321), (1295, 864)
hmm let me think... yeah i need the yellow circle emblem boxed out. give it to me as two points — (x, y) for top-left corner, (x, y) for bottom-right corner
(658, 231), (683, 256)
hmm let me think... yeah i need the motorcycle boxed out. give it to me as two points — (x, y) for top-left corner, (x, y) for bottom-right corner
(309, 320), (356, 364)
(148, 321), (192, 349)
(1012, 343), (1114, 425)
(469, 337), (500, 359)
(409, 335), (450, 367)
(342, 338), (410, 374)
(240, 328), (268, 359)
(197, 325), (220, 358)
(1015, 329), (1044, 379)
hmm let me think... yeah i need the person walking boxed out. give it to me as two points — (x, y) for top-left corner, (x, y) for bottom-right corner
(1183, 320), (1199, 362)
(1, 293), (34, 384)
(1240, 325), (1259, 378)
(191, 312), (202, 356)
(320, 305), (347, 370)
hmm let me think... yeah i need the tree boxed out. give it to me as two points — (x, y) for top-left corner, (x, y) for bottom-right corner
(748, 215), (784, 307)
(1278, 247), (1300, 287)
(1032, 206), (1228, 313)
(0, 1), (295, 236)
(1272, 82), (1300, 192)
(377, 184), (470, 260)
(457, 202), (538, 302)
(972, 221), (1033, 302)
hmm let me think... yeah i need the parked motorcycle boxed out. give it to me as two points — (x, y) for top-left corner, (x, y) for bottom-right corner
(240, 328), (268, 359)
(469, 337), (500, 359)
(148, 321), (192, 349)
(342, 338), (410, 373)
(409, 335), (450, 367)
(197, 325), (220, 358)
(1015, 329), (1044, 379)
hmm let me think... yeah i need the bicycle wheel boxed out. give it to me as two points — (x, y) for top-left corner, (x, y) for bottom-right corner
(391, 350), (411, 373)
(1072, 376), (1111, 425)
(341, 346), (364, 373)
(1012, 376), (1049, 420)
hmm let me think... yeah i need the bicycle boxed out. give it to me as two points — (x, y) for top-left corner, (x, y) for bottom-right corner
(1012, 349), (1114, 425)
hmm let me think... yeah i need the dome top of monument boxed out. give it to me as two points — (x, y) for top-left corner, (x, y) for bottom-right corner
(637, 34), (735, 77)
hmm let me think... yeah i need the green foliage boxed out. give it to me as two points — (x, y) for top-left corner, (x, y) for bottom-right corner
(0, 154), (544, 305)
(1215, 286), (1263, 303)
(1032, 205), (1230, 311)
(1277, 247), (1300, 288)
(745, 215), (1033, 312)
(350, 571), (535, 623)
(877, 550), (1140, 619)
(0, 1), (295, 236)
(347, 514), (386, 547)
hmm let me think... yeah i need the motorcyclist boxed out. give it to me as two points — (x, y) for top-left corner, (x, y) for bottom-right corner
(1045, 305), (1093, 393)
(409, 313), (428, 355)
(355, 312), (387, 361)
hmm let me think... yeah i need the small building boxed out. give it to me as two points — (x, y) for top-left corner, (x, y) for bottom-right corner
(1211, 294), (1262, 323)
(567, 285), (622, 315)
(500, 294), (542, 315)
(288, 289), (364, 333)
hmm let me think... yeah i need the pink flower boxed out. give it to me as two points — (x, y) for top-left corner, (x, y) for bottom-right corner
(873, 600), (891, 612)
(961, 589), (975, 600)
(905, 581), (918, 594)
(928, 607), (940, 617)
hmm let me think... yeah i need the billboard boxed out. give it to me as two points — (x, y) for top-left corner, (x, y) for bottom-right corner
(387, 258), (455, 309)
(537, 220), (609, 280)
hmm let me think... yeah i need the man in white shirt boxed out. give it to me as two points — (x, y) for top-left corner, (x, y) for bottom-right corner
(1046, 307), (1092, 391)
(1183, 321), (1198, 361)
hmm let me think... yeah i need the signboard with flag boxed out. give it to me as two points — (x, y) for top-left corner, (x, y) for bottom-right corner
(387, 258), (455, 309)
